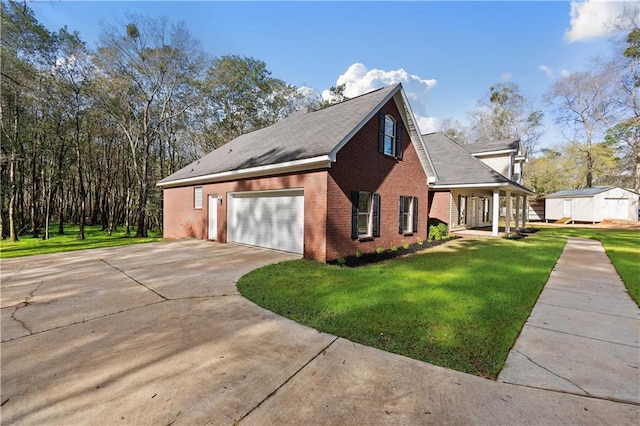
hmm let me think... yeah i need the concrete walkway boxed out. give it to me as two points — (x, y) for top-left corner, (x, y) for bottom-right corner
(499, 237), (640, 405)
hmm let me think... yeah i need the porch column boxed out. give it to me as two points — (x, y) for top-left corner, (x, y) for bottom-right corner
(505, 191), (512, 234)
(515, 195), (521, 230)
(492, 188), (500, 236)
(522, 196), (528, 229)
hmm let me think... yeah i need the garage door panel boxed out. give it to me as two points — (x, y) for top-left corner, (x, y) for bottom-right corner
(604, 198), (628, 220)
(231, 191), (304, 254)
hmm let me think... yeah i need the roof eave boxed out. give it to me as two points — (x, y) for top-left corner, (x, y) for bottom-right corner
(430, 181), (535, 196)
(157, 155), (333, 188)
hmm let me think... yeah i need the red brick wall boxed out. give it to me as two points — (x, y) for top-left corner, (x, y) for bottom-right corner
(162, 171), (328, 261)
(428, 191), (451, 225)
(326, 100), (429, 261)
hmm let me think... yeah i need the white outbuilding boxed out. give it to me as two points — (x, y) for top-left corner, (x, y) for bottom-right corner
(545, 186), (639, 223)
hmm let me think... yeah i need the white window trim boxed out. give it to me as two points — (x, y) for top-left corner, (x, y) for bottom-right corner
(358, 191), (373, 238)
(383, 115), (396, 157)
(401, 196), (415, 234)
(194, 186), (203, 209)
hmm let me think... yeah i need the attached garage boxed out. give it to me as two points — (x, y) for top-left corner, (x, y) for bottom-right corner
(545, 186), (639, 223)
(227, 189), (304, 254)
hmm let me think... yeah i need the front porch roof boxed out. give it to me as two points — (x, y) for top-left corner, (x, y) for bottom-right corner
(422, 132), (535, 197)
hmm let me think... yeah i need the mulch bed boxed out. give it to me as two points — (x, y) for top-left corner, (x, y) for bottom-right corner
(328, 237), (460, 267)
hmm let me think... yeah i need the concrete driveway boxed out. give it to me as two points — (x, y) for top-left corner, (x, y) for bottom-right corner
(1, 240), (638, 425)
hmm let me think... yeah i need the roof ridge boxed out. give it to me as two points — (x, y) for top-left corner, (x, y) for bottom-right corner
(317, 83), (400, 112)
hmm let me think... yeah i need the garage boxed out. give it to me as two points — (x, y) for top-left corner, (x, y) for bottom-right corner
(228, 189), (304, 254)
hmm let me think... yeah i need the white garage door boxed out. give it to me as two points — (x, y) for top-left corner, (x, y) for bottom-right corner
(229, 190), (304, 254)
(604, 198), (629, 220)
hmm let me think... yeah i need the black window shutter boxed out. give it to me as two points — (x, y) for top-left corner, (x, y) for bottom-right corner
(372, 193), (381, 237)
(378, 112), (385, 154)
(395, 121), (404, 160)
(412, 197), (419, 233)
(351, 191), (359, 239)
(398, 196), (405, 234)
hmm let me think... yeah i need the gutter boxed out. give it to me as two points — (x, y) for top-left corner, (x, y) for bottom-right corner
(157, 155), (333, 188)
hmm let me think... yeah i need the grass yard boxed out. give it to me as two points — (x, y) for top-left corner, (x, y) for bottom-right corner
(537, 226), (640, 306)
(0, 224), (162, 258)
(238, 234), (566, 379)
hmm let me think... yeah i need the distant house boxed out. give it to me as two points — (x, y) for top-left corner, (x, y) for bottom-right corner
(545, 186), (640, 223)
(157, 84), (437, 262)
(422, 133), (535, 236)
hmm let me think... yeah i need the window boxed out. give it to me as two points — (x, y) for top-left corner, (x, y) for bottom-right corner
(383, 115), (396, 156)
(194, 186), (203, 209)
(351, 191), (380, 239)
(458, 195), (467, 225)
(378, 113), (404, 159)
(399, 196), (419, 234)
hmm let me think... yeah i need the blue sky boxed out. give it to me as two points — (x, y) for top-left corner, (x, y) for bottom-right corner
(31, 1), (635, 151)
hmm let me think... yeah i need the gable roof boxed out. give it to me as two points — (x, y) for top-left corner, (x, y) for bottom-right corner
(158, 84), (436, 187)
(463, 138), (520, 155)
(422, 132), (534, 195)
(545, 187), (614, 198)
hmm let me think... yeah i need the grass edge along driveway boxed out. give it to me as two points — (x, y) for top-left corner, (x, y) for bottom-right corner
(238, 235), (566, 379)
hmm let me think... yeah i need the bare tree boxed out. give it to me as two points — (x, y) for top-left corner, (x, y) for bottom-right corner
(545, 71), (619, 188)
(94, 15), (204, 237)
(606, 27), (640, 190)
(468, 82), (543, 152)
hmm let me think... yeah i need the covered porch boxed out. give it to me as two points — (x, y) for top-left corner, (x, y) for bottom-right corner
(431, 184), (535, 237)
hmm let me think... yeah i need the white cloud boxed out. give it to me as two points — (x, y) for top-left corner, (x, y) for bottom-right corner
(564, 0), (638, 43)
(501, 72), (512, 81)
(323, 63), (438, 133)
(560, 69), (571, 77)
(538, 64), (554, 77)
(416, 116), (440, 134)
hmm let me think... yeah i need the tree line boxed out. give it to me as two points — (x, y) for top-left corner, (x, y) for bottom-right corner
(1, 1), (328, 242)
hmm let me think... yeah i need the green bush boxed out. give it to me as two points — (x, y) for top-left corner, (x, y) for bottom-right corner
(428, 222), (449, 242)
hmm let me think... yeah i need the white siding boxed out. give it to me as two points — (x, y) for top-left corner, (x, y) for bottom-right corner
(477, 154), (511, 178)
(571, 197), (595, 222)
(545, 198), (565, 221)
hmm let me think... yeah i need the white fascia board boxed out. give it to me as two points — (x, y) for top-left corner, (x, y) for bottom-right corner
(157, 155), (333, 188)
(471, 149), (517, 157)
(430, 182), (535, 196)
(430, 182), (509, 190)
(396, 90), (439, 183)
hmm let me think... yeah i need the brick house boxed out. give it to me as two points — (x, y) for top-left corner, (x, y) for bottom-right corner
(157, 84), (437, 262)
(423, 132), (535, 236)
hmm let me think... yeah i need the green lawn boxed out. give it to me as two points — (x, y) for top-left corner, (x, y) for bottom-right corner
(238, 235), (566, 379)
(0, 224), (162, 258)
(537, 226), (640, 306)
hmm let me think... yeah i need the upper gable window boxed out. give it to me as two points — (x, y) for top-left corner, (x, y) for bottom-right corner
(383, 115), (396, 156)
(378, 112), (404, 159)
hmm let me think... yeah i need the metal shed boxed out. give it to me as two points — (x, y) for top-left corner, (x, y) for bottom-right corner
(545, 186), (639, 223)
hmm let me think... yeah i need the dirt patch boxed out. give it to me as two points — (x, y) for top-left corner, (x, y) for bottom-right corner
(598, 220), (640, 229)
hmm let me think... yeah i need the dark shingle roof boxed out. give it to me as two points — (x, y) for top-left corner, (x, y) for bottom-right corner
(422, 132), (534, 195)
(159, 84), (403, 185)
(422, 133), (511, 185)
(463, 139), (519, 155)
(545, 187), (614, 198)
